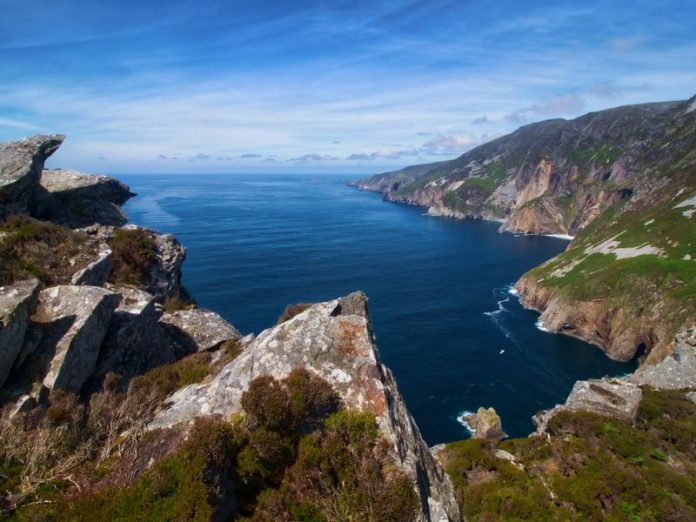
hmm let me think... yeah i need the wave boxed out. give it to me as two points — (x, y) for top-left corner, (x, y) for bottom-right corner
(535, 319), (550, 333)
(456, 411), (475, 435)
(483, 296), (510, 318)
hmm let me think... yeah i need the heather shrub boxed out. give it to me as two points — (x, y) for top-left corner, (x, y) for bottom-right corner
(108, 228), (156, 286)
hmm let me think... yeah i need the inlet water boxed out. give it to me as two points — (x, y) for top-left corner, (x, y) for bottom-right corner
(121, 173), (636, 444)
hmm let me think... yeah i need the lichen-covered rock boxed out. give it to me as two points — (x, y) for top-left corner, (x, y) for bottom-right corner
(0, 279), (40, 388)
(38, 168), (134, 227)
(462, 407), (505, 439)
(630, 328), (696, 390)
(150, 292), (460, 521)
(0, 134), (64, 220)
(71, 244), (112, 286)
(90, 286), (168, 386)
(149, 231), (186, 301)
(534, 378), (643, 434)
(159, 309), (241, 353)
(29, 285), (120, 392)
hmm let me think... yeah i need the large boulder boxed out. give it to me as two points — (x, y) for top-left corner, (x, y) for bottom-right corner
(0, 135), (64, 220)
(28, 285), (120, 392)
(0, 279), (40, 388)
(461, 407), (506, 440)
(534, 378), (643, 434)
(90, 286), (167, 386)
(158, 309), (241, 353)
(38, 169), (134, 227)
(150, 292), (460, 522)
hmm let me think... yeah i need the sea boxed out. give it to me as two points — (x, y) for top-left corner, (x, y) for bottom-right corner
(120, 173), (636, 445)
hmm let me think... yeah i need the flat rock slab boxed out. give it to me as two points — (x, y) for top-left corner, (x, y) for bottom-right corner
(32, 285), (120, 392)
(159, 309), (241, 352)
(535, 378), (643, 433)
(0, 279), (40, 388)
(39, 169), (134, 227)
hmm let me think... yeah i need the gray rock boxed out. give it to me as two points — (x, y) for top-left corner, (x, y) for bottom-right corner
(534, 378), (643, 434)
(0, 135), (64, 220)
(0, 279), (40, 388)
(30, 285), (120, 392)
(71, 244), (112, 286)
(630, 328), (696, 390)
(686, 392), (696, 404)
(462, 407), (506, 439)
(159, 309), (241, 352)
(150, 292), (460, 522)
(90, 286), (167, 385)
(38, 169), (134, 227)
(148, 230), (186, 301)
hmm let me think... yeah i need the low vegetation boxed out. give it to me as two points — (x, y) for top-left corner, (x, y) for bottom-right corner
(7, 370), (417, 521)
(108, 228), (156, 286)
(443, 387), (696, 521)
(0, 215), (94, 285)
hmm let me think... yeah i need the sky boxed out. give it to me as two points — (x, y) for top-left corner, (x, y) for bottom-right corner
(1, 0), (695, 174)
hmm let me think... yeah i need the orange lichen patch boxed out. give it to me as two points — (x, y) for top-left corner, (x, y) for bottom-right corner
(362, 380), (388, 417)
(336, 320), (369, 356)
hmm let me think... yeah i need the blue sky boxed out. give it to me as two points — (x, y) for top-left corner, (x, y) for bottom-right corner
(1, 0), (695, 174)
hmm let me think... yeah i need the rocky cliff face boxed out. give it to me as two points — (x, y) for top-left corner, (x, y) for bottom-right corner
(355, 96), (696, 366)
(353, 96), (695, 237)
(151, 292), (460, 521)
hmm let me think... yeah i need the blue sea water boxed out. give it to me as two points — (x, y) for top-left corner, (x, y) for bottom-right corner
(120, 173), (636, 445)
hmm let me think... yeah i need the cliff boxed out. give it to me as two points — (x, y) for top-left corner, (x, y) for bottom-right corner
(0, 135), (459, 520)
(353, 95), (696, 365)
(352, 96), (695, 237)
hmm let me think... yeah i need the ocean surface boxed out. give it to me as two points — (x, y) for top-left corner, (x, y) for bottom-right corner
(120, 173), (636, 445)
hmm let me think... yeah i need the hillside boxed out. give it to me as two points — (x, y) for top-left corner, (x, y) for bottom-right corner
(353, 96), (696, 365)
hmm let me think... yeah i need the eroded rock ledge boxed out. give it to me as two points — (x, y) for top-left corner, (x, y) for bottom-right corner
(151, 292), (460, 522)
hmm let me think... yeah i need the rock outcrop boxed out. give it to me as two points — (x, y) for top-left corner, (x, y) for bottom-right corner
(630, 328), (696, 389)
(38, 169), (134, 227)
(0, 135), (64, 220)
(29, 285), (120, 392)
(461, 407), (505, 439)
(150, 292), (460, 522)
(90, 286), (165, 385)
(115, 225), (188, 301)
(70, 244), (112, 286)
(0, 279), (40, 388)
(534, 378), (643, 434)
(159, 309), (241, 353)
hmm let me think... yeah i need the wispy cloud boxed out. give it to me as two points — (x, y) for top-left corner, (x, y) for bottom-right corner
(0, 0), (694, 173)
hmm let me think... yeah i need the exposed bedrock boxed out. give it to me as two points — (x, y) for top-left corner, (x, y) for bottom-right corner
(150, 292), (461, 522)
(38, 168), (135, 227)
(0, 279), (41, 388)
(515, 275), (670, 363)
(0, 134), (64, 220)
